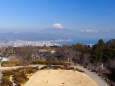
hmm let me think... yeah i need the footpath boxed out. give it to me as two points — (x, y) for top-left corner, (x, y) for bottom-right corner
(73, 66), (109, 86)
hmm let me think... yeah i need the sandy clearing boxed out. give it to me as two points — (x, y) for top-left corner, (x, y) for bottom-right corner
(25, 70), (98, 86)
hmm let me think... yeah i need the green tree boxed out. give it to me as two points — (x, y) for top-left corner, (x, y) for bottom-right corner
(103, 43), (115, 60)
(91, 39), (106, 63)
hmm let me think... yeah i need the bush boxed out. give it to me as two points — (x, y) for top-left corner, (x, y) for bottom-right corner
(68, 67), (74, 70)
(16, 77), (26, 83)
(26, 67), (35, 73)
(75, 68), (85, 73)
(1, 84), (9, 86)
(32, 60), (70, 65)
(15, 84), (21, 86)
(1, 61), (8, 67)
(52, 66), (64, 69)
(2, 76), (13, 86)
(14, 80), (21, 86)
(2, 70), (13, 76)
(33, 66), (39, 70)
(13, 72), (22, 78)
(1, 61), (19, 67)
(13, 68), (29, 85)
(40, 66), (47, 70)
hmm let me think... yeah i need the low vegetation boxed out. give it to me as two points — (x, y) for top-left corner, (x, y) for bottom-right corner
(1, 70), (13, 86)
(32, 60), (70, 65)
(0, 65), (83, 86)
(1, 66), (39, 86)
(1, 61), (19, 67)
(0, 39), (115, 85)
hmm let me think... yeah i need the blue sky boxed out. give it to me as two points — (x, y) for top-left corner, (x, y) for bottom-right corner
(0, 0), (115, 33)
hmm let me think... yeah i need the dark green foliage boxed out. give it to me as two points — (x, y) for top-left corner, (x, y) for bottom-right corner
(90, 39), (115, 84)
(91, 39), (106, 62)
(91, 44), (103, 62)
(107, 39), (115, 46)
(103, 44), (115, 60)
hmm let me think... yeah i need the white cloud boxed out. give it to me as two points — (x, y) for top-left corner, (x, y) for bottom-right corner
(81, 29), (98, 33)
(52, 23), (63, 29)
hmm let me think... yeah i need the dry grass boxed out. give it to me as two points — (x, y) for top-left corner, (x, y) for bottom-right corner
(25, 70), (98, 86)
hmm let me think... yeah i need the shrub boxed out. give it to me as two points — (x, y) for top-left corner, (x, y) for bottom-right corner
(75, 68), (85, 73)
(68, 67), (74, 70)
(13, 68), (29, 85)
(32, 60), (71, 65)
(2, 70), (13, 76)
(1, 84), (9, 86)
(33, 66), (39, 70)
(15, 84), (21, 86)
(2, 76), (13, 86)
(40, 66), (47, 70)
(16, 77), (26, 83)
(1, 61), (8, 67)
(14, 80), (21, 86)
(2, 76), (9, 83)
(26, 67), (35, 73)
(1, 61), (19, 67)
(52, 66), (64, 69)
(13, 72), (22, 78)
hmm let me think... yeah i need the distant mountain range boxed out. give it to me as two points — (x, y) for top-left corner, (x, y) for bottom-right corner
(0, 28), (82, 41)
(0, 28), (114, 42)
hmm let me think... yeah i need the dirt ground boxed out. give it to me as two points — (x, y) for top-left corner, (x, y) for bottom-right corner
(25, 70), (98, 86)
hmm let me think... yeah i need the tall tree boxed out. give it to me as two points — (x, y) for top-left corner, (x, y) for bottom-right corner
(103, 40), (115, 61)
(91, 39), (106, 63)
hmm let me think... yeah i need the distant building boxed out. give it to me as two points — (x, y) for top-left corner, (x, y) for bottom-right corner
(51, 50), (55, 54)
(0, 57), (9, 62)
(38, 49), (56, 60)
(39, 49), (49, 53)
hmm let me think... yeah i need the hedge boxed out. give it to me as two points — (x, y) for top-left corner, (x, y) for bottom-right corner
(32, 60), (70, 65)
(1, 61), (19, 67)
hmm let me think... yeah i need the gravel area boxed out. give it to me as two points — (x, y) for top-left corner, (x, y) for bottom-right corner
(73, 66), (109, 86)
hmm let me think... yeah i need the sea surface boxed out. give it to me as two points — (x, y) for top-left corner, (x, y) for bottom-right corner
(56, 38), (110, 45)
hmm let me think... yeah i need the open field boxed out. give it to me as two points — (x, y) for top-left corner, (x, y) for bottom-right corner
(25, 70), (98, 86)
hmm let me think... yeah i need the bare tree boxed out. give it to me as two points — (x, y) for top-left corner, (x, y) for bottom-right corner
(15, 46), (37, 66)
(15, 46), (37, 74)
(55, 45), (77, 65)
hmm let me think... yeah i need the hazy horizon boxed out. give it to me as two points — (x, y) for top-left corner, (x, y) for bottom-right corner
(0, 0), (115, 38)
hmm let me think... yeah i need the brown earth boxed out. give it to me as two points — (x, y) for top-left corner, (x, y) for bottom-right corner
(25, 70), (98, 86)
